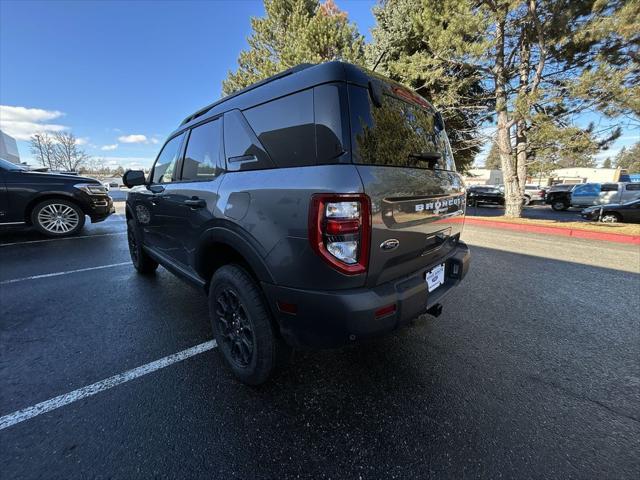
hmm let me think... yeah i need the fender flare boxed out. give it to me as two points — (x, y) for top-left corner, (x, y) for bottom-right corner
(195, 225), (275, 285)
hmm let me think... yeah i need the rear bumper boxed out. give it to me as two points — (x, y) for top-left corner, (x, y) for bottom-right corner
(262, 242), (470, 348)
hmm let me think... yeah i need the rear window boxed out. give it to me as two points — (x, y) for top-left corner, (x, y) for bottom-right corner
(349, 84), (455, 171)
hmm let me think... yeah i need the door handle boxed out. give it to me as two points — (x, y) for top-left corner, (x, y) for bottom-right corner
(184, 198), (206, 209)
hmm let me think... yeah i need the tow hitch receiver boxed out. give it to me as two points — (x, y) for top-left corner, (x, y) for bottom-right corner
(426, 303), (443, 318)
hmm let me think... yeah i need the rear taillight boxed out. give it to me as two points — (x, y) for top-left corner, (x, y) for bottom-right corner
(309, 193), (371, 275)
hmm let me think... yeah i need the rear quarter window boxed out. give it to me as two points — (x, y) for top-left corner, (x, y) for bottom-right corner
(223, 109), (273, 172)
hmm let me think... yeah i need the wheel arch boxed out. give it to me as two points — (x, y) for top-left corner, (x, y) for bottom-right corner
(195, 226), (275, 292)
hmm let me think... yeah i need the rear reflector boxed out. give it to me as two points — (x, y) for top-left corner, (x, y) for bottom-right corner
(325, 219), (360, 235)
(277, 301), (297, 315)
(375, 304), (396, 319)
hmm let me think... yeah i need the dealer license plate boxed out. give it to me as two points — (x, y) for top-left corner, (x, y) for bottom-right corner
(426, 263), (445, 292)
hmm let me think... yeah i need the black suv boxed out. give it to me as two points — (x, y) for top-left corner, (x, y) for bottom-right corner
(123, 62), (471, 384)
(0, 158), (114, 236)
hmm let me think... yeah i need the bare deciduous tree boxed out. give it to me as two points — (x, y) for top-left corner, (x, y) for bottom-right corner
(53, 132), (90, 172)
(30, 133), (56, 169)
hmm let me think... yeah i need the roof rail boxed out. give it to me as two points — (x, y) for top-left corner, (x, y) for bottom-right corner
(180, 63), (315, 126)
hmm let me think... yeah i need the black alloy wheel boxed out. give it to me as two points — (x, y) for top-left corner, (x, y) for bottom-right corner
(214, 288), (254, 368)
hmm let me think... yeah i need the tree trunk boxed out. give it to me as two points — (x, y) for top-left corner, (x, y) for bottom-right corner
(515, 25), (532, 200)
(516, 120), (528, 193)
(498, 116), (521, 217)
(494, 10), (522, 217)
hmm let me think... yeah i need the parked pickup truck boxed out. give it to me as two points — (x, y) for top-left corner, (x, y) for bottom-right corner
(545, 182), (640, 211)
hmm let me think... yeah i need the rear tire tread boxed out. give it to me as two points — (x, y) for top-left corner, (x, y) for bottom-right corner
(209, 264), (289, 385)
(127, 219), (158, 274)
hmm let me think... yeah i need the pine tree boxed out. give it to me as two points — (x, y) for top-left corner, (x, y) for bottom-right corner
(484, 142), (501, 170)
(372, 0), (630, 217)
(615, 143), (640, 173)
(368, 0), (487, 172)
(222, 0), (364, 95)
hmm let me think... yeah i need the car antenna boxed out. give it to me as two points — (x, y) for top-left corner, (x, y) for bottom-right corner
(372, 50), (386, 72)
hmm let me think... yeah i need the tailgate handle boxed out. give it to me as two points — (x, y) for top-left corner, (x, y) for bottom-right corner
(422, 228), (451, 255)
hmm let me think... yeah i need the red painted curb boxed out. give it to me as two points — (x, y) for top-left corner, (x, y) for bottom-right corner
(464, 218), (640, 245)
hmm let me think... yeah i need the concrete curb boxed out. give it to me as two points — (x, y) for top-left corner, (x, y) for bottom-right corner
(464, 218), (640, 245)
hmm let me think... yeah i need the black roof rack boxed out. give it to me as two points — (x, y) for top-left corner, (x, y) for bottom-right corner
(180, 63), (315, 126)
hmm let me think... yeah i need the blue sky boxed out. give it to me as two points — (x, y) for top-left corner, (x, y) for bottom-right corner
(0, 0), (377, 169)
(0, 0), (635, 170)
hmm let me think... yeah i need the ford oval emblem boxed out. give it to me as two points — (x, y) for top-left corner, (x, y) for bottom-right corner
(380, 239), (400, 251)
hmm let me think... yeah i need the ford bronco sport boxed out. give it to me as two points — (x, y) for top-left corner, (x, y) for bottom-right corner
(123, 62), (470, 384)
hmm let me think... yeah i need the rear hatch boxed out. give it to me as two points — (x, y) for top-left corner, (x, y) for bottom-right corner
(347, 80), (465, 287)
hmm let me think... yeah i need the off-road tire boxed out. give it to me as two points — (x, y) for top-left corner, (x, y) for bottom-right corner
(127, 219), (158, 274)
(209, 264), (289, 385)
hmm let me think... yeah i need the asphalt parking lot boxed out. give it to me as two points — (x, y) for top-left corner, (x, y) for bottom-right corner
(1, 209), (639, 479)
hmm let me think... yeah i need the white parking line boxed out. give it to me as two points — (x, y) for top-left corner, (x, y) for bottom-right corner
(0, 340), (217, 430)
(0, 231), (126, 247)
(0, 262), (130, 285)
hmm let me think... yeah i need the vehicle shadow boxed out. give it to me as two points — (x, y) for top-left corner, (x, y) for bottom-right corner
(195, 244), (639, 477)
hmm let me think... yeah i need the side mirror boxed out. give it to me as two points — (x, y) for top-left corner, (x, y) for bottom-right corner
(123, 170), (145, 188)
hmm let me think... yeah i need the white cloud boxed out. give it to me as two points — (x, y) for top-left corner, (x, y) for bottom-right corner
(150, 137), (159, 144)
(75, 137), (89, 146)
(101, 143), (119, 151)
(118, 134), (147, 144)
(0, 105), (68, 140)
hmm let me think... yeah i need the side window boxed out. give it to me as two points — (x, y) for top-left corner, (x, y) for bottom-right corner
(181, 118), (222, 181)
(573, 184), (600, 196)
(151, 134), (184, 184)
(625, 183), (640, 191)
(223, 110), (273, 172)
(243, 89), (316, 167)
(601, 183), (619, 192)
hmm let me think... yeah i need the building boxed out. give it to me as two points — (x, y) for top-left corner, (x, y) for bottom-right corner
(462, 168), (504, 186)
(549, 167), (624, 184)
(0, 130), (20, 164)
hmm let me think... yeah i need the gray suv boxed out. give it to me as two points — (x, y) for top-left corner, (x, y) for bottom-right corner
(123, 62), (470, 384)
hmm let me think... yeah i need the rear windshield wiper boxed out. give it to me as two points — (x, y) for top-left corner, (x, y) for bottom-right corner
(408, 151), (441, 169)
